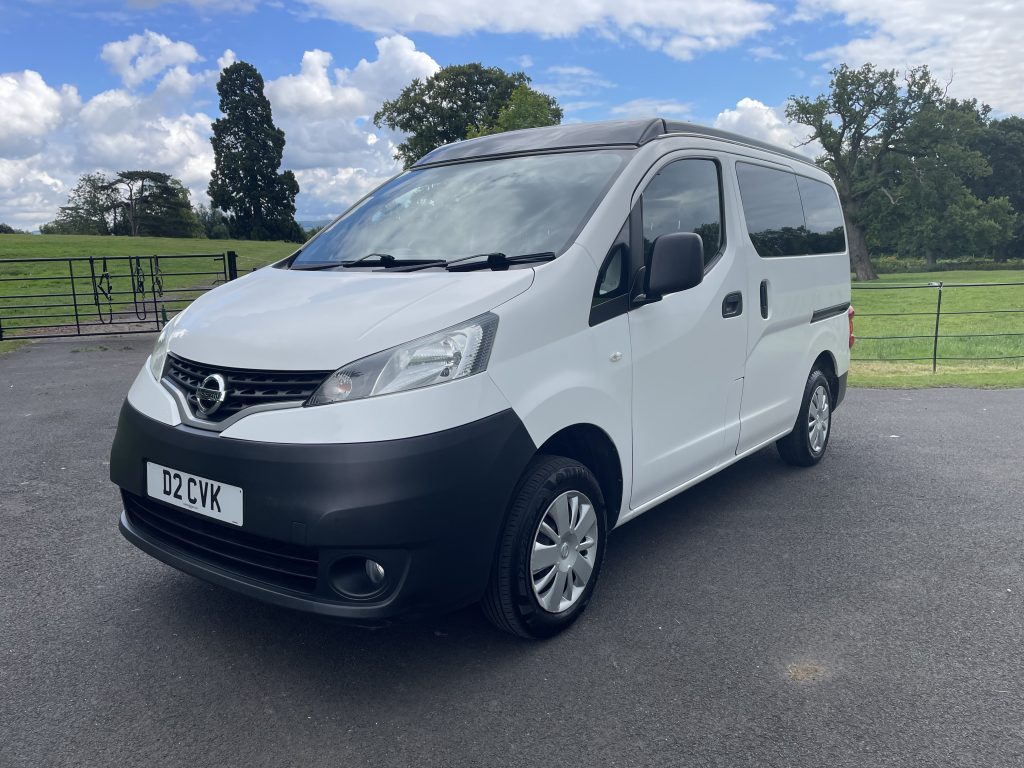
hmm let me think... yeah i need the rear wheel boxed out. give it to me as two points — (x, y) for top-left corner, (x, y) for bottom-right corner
(482, 456), (607, 639)
(776, 368), (833, 467)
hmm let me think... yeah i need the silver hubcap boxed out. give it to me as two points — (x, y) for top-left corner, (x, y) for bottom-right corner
(530, 491), (599, 613)
(807, 384), (830, 454)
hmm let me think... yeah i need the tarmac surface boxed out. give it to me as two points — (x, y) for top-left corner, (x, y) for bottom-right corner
(2, 337), (1022, 767)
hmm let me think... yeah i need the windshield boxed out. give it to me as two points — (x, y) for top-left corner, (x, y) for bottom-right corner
(291, 150), (631, 267)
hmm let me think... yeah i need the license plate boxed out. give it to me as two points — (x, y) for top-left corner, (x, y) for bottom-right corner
(146, 462), (243, 526)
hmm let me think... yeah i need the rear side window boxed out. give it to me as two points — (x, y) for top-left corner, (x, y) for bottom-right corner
(641, 159), (723, 267)
(736, 162), (846, 257)
(796, 176), (846, 254)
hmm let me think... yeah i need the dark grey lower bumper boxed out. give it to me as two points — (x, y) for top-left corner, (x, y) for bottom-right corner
(110, 402), (536, 622)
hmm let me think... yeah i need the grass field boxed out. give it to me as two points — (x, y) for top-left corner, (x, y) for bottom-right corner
(2, 235), (1023, 387)
(0, 233), (297, 271)
(0, 234), (297, 348)
(850, 270), (1024, 388)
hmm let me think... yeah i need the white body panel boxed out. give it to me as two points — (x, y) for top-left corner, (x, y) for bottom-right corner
(171, 265), (532, 371)
(626, 149), (748, 507)
(139, 133), (851, 531)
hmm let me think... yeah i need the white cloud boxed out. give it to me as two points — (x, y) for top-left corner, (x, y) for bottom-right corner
(0, 71), (80, 159)
(797, 0), (1024, 114)
(534, 65), (614, 99)
(263, 35), (439, 217)
(101, 29), (202, 88)
(302, 0), (775, 61)
(749, 45), (784, 60)
(0, 32), (438, 229)
(611, 98), (693, 119)
(713, 97), (820, 157)
(561, 100), (605, 113)
(516, 55), (534, 69)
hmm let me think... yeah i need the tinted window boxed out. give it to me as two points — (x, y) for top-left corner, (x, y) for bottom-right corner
(797, 175), (846, 254)
(736, 163), (806, 257)
(641, 159), (723, 265)
(737, 162), (847, 257)
(292, 150), (630, 267)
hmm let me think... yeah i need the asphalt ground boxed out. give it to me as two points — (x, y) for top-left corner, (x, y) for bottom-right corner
(2, 337), (1022, 767)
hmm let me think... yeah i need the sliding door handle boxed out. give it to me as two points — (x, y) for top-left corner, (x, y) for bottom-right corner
(722, 291), (743, 318)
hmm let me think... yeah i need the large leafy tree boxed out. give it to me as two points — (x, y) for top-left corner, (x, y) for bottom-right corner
(107, 171), (200, 238)
(208, 61), (303, 242)
(467, 85), (562, 138)
(970, 117), (1024, 258)
(374, 64), (560, 167)
(861, 100), (1016, 265)
(42, 170), (202, 237)
(43, 173), (120, 235)
(787, 64), (946, 280)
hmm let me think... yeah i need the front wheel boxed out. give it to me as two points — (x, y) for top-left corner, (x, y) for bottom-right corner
(776, 368), (833, 467)
(482, 456), (607, 639)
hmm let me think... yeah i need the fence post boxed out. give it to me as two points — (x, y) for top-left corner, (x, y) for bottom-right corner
(226, 250), (238, 281)
(932, 281), (944, 373)
(68, 259), (81, 335)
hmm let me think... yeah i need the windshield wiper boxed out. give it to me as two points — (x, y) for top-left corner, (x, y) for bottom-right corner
(392, 251), (557, 273)
(342, 253), (448, 270)
(445, 251), (557, 272)
(291, 253), (444, 271)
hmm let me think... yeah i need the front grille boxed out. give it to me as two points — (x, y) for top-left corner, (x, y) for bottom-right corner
(163, 354), (331, 423)
(123, 491), (319, 594)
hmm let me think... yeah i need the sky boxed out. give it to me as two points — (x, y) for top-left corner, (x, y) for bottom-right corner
(1, 0), (1022, 230)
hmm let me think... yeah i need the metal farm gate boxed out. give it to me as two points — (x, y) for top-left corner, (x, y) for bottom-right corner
(0, 252), (237, 340)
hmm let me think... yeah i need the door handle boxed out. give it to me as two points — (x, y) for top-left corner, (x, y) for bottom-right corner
(759, 280), (769, 319)
(722, 291), (743, 318)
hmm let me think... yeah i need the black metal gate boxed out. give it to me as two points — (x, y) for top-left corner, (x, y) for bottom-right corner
(0, 251), (237, 340)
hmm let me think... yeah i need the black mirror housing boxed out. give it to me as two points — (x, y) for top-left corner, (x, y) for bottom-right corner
(644, 232), (704, 301)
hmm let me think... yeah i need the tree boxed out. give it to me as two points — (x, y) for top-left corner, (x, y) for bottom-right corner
(43, 172), (120, 235)
(195, 204), (231, 239)
(466, 85), (562, 138)
(107, 171), (201, 238)
(42, 170), (203, 237)
(374, 64), (560, 167)
(860, 99), (1016, 265)
(208, 61), (303, 242)
(970, 117), (1024, 258)
(0, 223), (27, 234)
(787, 64), (946, 280)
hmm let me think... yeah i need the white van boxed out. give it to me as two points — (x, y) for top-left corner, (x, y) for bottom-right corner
(111, 119), (852, 638)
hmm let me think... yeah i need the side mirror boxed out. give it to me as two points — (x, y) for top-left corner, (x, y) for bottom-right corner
(641, 232), (704, 303)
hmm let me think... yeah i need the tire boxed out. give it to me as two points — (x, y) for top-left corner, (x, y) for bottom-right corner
(776, 368), (833, 467)
(482, 455), (607, 639)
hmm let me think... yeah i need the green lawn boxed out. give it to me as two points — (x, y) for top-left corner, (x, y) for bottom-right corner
(0, 234), (297, 342)
(850, 269), (1024, 388)
(0, 233), (297, 271)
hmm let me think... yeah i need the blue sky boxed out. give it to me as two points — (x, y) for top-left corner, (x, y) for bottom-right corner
(1, 0), (1020, 229)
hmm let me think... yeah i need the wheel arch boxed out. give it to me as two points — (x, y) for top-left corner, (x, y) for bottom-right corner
(811, 349), (840, 407)
(536, 423), (624, 528)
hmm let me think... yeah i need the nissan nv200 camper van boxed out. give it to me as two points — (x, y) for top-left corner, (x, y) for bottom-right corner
(111, 119), (852, 638)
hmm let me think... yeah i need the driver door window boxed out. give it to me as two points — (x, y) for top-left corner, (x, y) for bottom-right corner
(641, 159), (724, 269)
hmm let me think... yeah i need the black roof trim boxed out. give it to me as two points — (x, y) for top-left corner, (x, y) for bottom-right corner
(412, 118), (815, 167)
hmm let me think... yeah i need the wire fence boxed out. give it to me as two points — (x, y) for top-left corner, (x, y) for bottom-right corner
(0, 252), (237, 340)
(851, 280), (1024, 371)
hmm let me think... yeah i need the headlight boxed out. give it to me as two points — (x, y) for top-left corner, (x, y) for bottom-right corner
(148, 318), (175, 380)
(308, 313), (498, 405)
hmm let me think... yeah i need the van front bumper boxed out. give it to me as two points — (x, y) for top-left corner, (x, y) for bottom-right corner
(110, 402), (536, 623)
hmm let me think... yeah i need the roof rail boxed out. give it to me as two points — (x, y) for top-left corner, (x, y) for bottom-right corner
(412, 118), (815, 167)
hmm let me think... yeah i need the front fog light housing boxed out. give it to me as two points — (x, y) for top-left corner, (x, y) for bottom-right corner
(308, 312), (498, 405)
